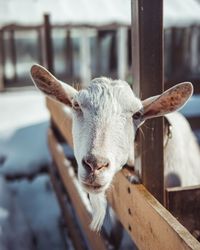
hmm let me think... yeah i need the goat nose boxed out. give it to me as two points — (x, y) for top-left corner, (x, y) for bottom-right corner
(82, 155), (110, 172)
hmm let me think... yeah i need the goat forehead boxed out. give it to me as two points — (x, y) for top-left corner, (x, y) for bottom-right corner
(77, 77), (140, 112)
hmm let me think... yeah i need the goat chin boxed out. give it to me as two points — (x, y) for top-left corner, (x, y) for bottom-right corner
(89, 192), (107, 231)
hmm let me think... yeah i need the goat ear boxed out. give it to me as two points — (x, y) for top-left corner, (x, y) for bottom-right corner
(141, 82), (193, 120)
(30, 64), (77, 106)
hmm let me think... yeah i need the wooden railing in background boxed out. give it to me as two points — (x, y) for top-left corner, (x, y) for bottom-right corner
(1, 16), (200, 91)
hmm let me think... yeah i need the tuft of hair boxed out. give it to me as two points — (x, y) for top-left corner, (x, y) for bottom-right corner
(89, 192), (107, 231)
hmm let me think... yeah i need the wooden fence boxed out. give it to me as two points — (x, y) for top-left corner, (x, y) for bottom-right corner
(47, 97), (200, 249)
(0, 12), (200, 91)
(0, 17), (130, 89)
(44, 2), (200, 249)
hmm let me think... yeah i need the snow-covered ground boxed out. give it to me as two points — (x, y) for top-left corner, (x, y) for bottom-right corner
(0, 88), (73, 250)
(0, 88), (49, 135)
(0, 88), (51, 177)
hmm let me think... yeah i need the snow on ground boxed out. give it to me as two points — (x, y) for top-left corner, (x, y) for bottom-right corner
(0, 88), (74, 250)
(8, 174), (70, 250)
(0, 121), (50, 177)
(0, 88), (51, 177)
(0, 177), (34, 250)
(0, 88), (49, 136)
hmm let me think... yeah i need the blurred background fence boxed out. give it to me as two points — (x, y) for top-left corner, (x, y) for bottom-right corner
(1, 22), (200, 91)
(1, 0), (200, 92)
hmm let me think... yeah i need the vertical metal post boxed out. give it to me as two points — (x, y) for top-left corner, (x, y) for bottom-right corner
(43, 14), (54, 73)
(132, 0), (164, 204)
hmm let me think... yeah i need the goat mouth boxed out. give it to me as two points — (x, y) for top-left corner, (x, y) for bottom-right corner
(81, 182), (105, 193)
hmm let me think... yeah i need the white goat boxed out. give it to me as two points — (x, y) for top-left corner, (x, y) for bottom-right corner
(31, 64), (200, 231)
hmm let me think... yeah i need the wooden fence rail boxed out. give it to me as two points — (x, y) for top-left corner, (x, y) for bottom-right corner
(47, 97), (200, 250)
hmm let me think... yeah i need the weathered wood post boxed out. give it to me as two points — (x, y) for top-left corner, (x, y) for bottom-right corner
(132, 0), (164, 204)
(37, 28), (43, 66)
(65, 30), (74, 77)
(10, 29), (17, 83)
(43, 14), (54, 73)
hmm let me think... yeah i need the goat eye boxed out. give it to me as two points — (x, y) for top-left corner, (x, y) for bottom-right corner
(133, 111), (142, 120)
(72, 101), (81, 111)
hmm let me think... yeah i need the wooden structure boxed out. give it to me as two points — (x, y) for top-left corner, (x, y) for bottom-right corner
(1, 12), (200, 92)
(0, 14), (129, 90)
(132, 0), (165, 204)
(47, 99), (200, 249)
(44, 2), (200, 249)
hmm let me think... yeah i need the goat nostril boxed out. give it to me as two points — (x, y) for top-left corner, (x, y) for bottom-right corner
(82, 155), (110, 172)
(96, 162), (110, 171)
(105, 162), (109, 168)
(82, 158), (93, 172)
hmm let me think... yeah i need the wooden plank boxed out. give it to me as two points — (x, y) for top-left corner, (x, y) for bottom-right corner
(46, 98), (73, 147)
(166, 185), (200, 240)
(131, 0), (165, 204)
(48, 129), (107, 250)
(51, 23), (129, 30)
(49, 164), (87, 250)
(1, 23), (129, 32)
(107, 171), (200, 250)
(1, 24), (41, 31)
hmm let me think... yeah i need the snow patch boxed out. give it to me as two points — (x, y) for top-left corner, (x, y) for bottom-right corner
(0, 89), (49, 136)
(8, 175), (66, 250)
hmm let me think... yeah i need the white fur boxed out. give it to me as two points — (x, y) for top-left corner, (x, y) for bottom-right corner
(164, 113), (200, 186)
(89, 192), (107, 231)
